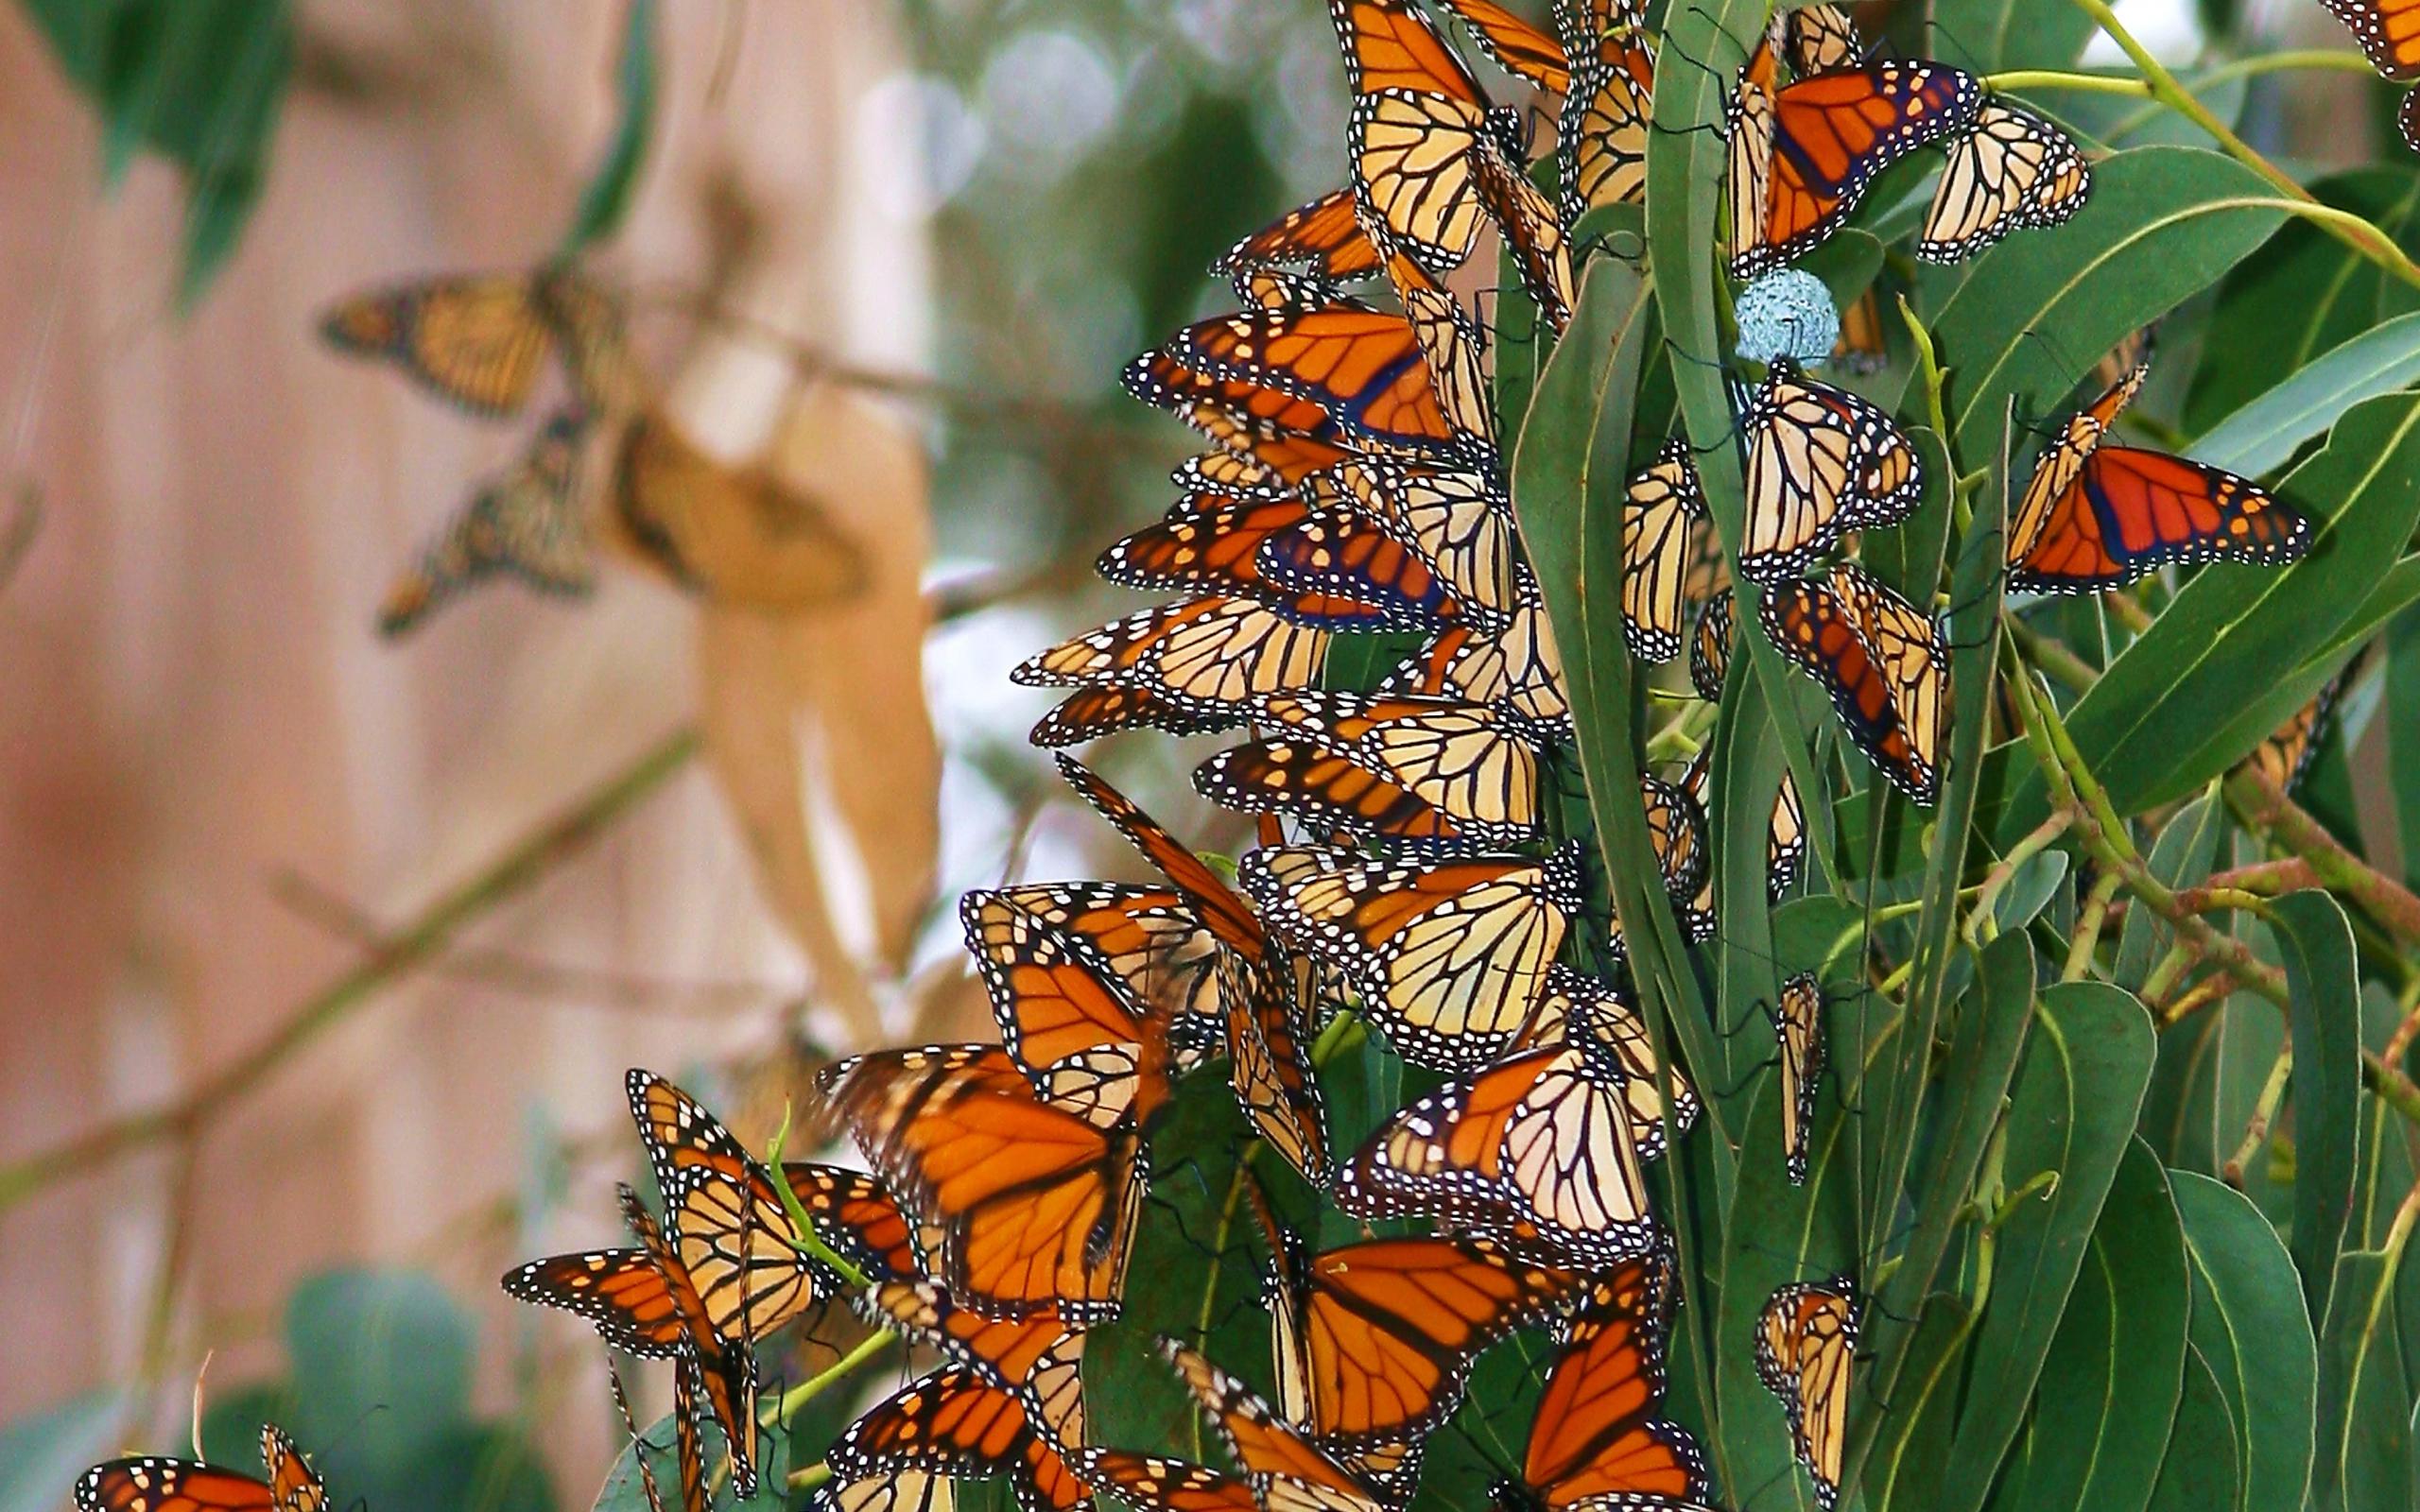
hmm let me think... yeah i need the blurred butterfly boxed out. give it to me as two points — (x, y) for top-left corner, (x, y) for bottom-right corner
(1761, 562), (1947, 803)
(1164, 301), (1470, 461)
(1309, 458), (1519, 615)
(1736, 358), (1924, 582)
(1330, 0), (1574, 328)
(1249, 1226), (1581, 1453)
(377, 407), (595, 637)
(1242, 842), (1582, 1070)
(1775, 3), (1862, 74)
(320, 265), (631, 417)
(78, 1426), (324, 1512)
(1155, 1340), (1391, 1512)
(2008, 361), (2309, 594)
(972, 882), (1227, 1071)
(1198, 691), (1545, 850)
(1174, 448), (1299, 500)
(1012, 598), (1331, 747)
(859, 1279), (1087, 1441)
(1491, 1255), (1713, 1512)
(1217, 187), (1389, 284)
(611, 409), (867, 611)
(1163, 391), (1360, 487)
(2324, 0), (2420, 149)
(1621, 441), (1708, 664)
(1828, 286), (1888, 374)
(2238, 664), (2354, 795)
(1435, 0), (1569, 91)
(1771, 971), (1828, 1183)
(816, 1043), (1146, 1322)
(1725, 44), (1983, 279)
(1917, 100), (2091, 262)
(1756, 1279), (1863, 1511)
(2089, 324), (2156, 396)
(1057, 756), (1331, 1184)
(1339, 975), (1684, 1264)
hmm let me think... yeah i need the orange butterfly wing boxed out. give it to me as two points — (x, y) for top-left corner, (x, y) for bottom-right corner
(1217, 188), (1385, 281)
(1735, 63), (1982, 277)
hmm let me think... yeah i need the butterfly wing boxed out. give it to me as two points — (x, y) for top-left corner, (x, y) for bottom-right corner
(1754, 1282), (1860, 1511)
(829, 1367), (1092, 1512)
(1436, 0), (1571, 92)
(960, 890), (1170, 1130)
(255, 1430), (322, 1512)
(319, 273), (555, 416)
(1173, 305), (1463, 460)
(2010, 442), (2308, 593)
(377, 408), (594, 636)
(2324, 0), (2420, 80)
(1559, 24), (1655, 220)
(1013, 599), (1332, 744)
(1689, 587), (1735, 702)
(1737, 362), (1923, 580)
(1218, 188), (1386, 281)
(1621, 442), (1706, 664)
(1311, 462), (1516, 618)
(1773, 972), (1828, 1185)
(1759, 569), (1942, 803)
(1519, 1263), (1709, 1511)
(1917, 101), (2091, 263)
(77, 1463), (273, 1512)
(778, 1161), (925, 1282)
(1073, 1452), (1256, 1512)
(1159, 1339), (1389, 1512)
(501, 1246), (689, 1358)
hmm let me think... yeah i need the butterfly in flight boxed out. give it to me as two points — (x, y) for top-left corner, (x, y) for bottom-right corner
(376, 407), (596, 636)
(320, 265), (637, 417)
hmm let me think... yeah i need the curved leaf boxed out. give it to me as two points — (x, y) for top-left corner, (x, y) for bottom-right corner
(2273, 891), (2363, 1316)
(2174, 1171), (2320, 1512)
(565, 0), (659, 252)
(2145, 1346), (2245, 1512)
(1933, 982), (2156, 1512)
(1931, 0), (2093, 73)
(2194, 310), (2420, 479)
(2316, 1246), (2419, 1512)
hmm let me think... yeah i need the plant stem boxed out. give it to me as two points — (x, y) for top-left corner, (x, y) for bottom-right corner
(767, 1107), (874, 1289)
(2221, 1044), (2294, 1188)
(1962, 813), (2072, 945)
(779, 1331), (893, 1423)
(2226, 766), (2420, 949)
(0, 728), (700, 1213)
(2065, 871), (2124, 981)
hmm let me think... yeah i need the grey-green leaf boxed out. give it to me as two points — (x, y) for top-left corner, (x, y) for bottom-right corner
(2174, 1171), (2319, 1512)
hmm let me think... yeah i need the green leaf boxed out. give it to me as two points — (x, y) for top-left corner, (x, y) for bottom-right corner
(2272, 891), (2362, 1316)
(595, 1405), (779, 1512)
(2001, 390), (2420, 828)
(1932, 982), (2155, 1512)
(283, 1268), (475, 1473)
(2315, 1246), (2419, 1512)
(2193, 310), (2420, 479)
(2174, 1172), (2320, 1512)
(1913, 147), (2287, 463)
(2390, 606), (2420, 892)
(2116, 795), (2224, 988)
(564, 0), (659, 253)
(1932, 0), (2094, 72)
(0, 1390), (130, 1512)
(2046, 70), (2250, 151)
(1991, 1140), (2188, 1512)
(2144, 1346), (2245, 1512)
(1865, 1295), (1978, 1512)
(2187, 169), (2420, 436)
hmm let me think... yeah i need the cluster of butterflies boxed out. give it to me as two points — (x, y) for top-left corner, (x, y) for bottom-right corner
(318, 265), (859, 635)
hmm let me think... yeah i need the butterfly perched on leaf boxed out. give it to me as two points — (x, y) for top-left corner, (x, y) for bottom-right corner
(967, 882), (1228, 1073)
(1761, 561), (1948, 804)
(1771, 971), (1828, 1184)
(1491, 1255), (1713, 1512)
(1735, 359), (1925, 582)
(2238, 664), (2355, 795)
(1014, 597), (1332, 747)
(320, 264), (640, 418)
(1055, 756), (1332, 1184)
(1381, 566), (1574, 737)
(1620, 441), (1708, 664)
(1917, 99), (2091, 262)
(1338, 969), (1683, 1264)
(2007, 361), (2308, 594)
(1550, 0), (1659, 223)
(1724, 37), (1983, 280)
(1677, 746), (1806, 906)
(78, 1426), (325, 1512)
(1756, 1279), (1863, 1511)
(1242, 842), (1582, 1070)
(377, 407), (596, 636)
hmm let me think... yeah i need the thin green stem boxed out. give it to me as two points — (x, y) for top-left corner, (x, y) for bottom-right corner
(778, 1331), (894, 1424)
(766, 1106), (873, 1290)
(1983, 69), (2148, 97)
(2221, 1045), (2294, 1188)
(2065, 871), (2125, 982)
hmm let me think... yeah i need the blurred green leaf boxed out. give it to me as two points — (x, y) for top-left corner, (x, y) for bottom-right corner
(2273, 892), (2362, 1316)
(1932, 0), (2093, 72)
(1991, 1139), (2187, 1512)
(564, 0), (658, 253)
(2174, 1172), (2318, 1512)
(1933, 982), (2155, 1512)
(285, 1267), (475, 1460)
(2193, 310), (2420, 479)
(2187, 169), (2420, 435)
(2117, 796), (2224, 988)
(2143, 1346), (2244, 1512)
(0, 1390), (129, 1512)
(2002, 391), (2420, 830)
(2315, 1246), (2418, 1512)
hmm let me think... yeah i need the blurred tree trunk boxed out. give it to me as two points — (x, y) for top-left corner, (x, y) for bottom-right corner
(0, 0), (934, 1485)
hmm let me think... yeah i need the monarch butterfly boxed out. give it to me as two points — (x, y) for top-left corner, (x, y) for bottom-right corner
(2089, 324), (2156, 397)
(1174, 448), (1297, 501)
(1240, 843), (1581, 1070)
(1012, 598), (1331, 747)
(1397, 276), (1501, 454)
(320, 266), (606, 418)
(1330, 0), (1575, 328)
(1829, 286), (1888, 374)
(1338, 982), (1679, 1265)
(1638, 773), (1715, 938)
(1098, 492), (1442, 628)
(960, 891), (1183, 1131)
(1621, 441), (1707, 664)
(1070, 1452), (1253, 1512)
(377, 408), (596, 636)
(2323, 0), (2420, 144)
(1159, 1340), (1392, 1512)
(1771, 971), (1828, 1183)
(1217, 187), (1390, 284)
(610, 409), (868, 611)
(1725, 48), (1984, 280)
(2239, 666), (2353, 794)
(816, 1043), (1146, 1321)
(1382, 565), (1574, 736)
(859, 1279), (1087, 1437)
(2008, 362), (2310, 594)
(1198, 692), (1544, 850)
(826, 1365), (1092, 1512)
(1435, 0), (1569, 91)
(1247, 1230), (1581, 1451)
(976, 883), (1227, 1072)
(1916, 100), (2091, 262)
(1689, 587), (1734, 702)
(1677, 746), (1806, 905)
(1521, 965), (1703, 1134)
(1776, 3), (1862, 75)
(1056, 756), (1331, 1184)
(604, 1357), (700, 1512)
(1761, 561), (1948, 803)
(776, 1161), (929, 1283)
(78, 1427), (324, 1512)
(1553, 0), (1657, 222)
(1492, 1256), (1712, 1512)
(1737, 359), (1925, 581)
(1166, 303), (1467, 461)
(1755, 1279), (1862, 1511)
(1309, 459), (1518, 616)
(1167, 394), (1359, 486)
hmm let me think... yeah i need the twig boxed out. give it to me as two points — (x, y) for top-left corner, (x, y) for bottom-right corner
(0, 729), (700, 1212)
(2221, 1044), (2294, 1188)
(2065, 870), (2123, 981)
(2226, 766), (2420, 950)
(777, 1330), (892, 1425)
(2175, 858), (2319, 910)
